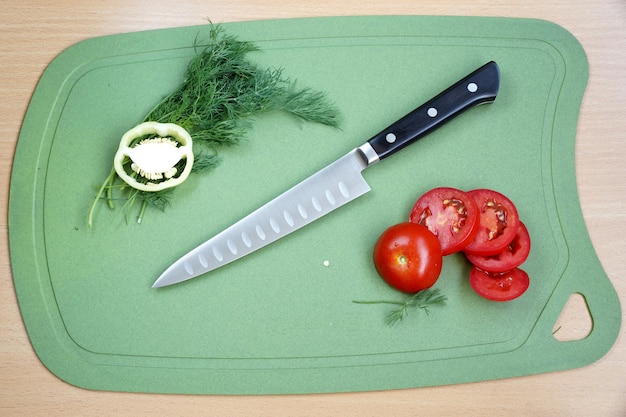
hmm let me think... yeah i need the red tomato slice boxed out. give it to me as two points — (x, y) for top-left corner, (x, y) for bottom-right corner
(373, 222), (443, 293)
(465, 222), (531, 273)
(469, 266), (530, 301)
(409, 187), (480, 255)
(463, 189), (520, 256)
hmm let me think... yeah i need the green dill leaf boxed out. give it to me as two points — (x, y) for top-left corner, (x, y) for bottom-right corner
(191, 151), (222, 174)
(89, 23), (341, 227)
(279, 86), (342, 128)
(140, 189), (173, 211)
(143, 27), (340, 145)
(354, 288), (448, 327)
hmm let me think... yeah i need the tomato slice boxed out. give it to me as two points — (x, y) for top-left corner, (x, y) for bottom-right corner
(463, 189), (520, 256)
(465, 222), (531, 273)
(469, 266), (530, 301)
(409, 187), (480, 256)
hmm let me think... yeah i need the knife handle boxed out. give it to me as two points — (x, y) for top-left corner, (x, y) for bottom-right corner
(364, 61), (500, 162)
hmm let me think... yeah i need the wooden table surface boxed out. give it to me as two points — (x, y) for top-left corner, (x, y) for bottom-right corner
(1, 1), (624, 415)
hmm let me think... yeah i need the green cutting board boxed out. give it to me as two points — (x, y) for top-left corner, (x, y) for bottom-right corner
(9, 16), (621, 394)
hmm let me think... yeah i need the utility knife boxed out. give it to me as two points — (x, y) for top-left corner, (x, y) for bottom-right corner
(153, 61), (500, 288)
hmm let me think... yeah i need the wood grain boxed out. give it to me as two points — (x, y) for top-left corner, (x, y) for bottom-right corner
(1, 1), (624, 415)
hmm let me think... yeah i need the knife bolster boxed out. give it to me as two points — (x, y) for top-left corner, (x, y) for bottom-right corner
(358, 142), (380, 166)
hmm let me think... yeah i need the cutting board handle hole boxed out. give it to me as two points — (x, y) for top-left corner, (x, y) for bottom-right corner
(552, 293), (593, 342)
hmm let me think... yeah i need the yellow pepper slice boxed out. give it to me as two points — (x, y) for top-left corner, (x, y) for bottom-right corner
(113, 122), (194, 192)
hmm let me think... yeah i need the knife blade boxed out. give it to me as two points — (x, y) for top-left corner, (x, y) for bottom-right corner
(153, 61), (500, 288)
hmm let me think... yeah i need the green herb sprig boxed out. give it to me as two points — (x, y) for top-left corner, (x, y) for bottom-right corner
(354, 288), (447, 326)
(89, 24), (341, 227)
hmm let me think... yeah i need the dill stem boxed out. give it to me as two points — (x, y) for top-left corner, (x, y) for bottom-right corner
(88, 167), (117, 228)
(137, 200), (148, 224)
(105, 168), (115, 209)
(353, 300), (407, 306)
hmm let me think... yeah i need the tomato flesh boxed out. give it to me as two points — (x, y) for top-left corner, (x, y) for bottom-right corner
(465, 222), (531, 273)
(373, 222), (443, 293)
(463, 189), (520, 256)
(469, 266), (529, 301)
(409, 187), (480, 255)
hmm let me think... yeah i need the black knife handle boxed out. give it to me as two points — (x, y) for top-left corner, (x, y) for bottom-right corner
(365, 61), (500, 162)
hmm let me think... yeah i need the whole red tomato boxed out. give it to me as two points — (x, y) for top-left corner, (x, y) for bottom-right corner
(373, 222), (443, 293)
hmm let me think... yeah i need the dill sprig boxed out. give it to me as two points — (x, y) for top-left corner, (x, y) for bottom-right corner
(88, 24), (341, 227)
(143, 25), (341, 142)
(354, 288), (448, 326)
